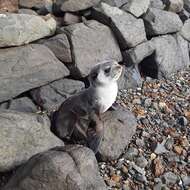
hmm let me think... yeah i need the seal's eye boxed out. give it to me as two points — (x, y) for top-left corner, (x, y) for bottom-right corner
(104, 67), (111, 74)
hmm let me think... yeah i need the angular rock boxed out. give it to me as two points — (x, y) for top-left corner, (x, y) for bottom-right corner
(162, 172), (178, 185)
(0, 0), (18, 13)
(180, 19), (190, 42)
(0, 97), (37, 113)
(122, 41), (155, 65)
(101, 0), (128, 7)
(31, 78), (85, 112)
(4, 146), (107, 190)
(143, 8), (183, 36)
(0, 44), (69, 103)
(0, 110), (64, 172)
(38, 33), (72, 63)
(121, 0), (150, 18)
(184, 0), (190, 12)
(99, 106), (137, 160)
(0, 13), (56, 47)
(63, 12), (82, 25)
(93, 3), (147, 50)
(54, 0), (101, 12)
(19, 0), (53, 12)
(18, 8), (38, 15)
(150, 0), (165, 9)
(166, 0), (184, 13)
(64, 20), (122, 78)
(151, 34), (190, 78)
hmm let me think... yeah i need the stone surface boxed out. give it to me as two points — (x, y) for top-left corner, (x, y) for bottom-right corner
(31, 78), (85, 112)
(38, 33), (72, 63)
(99, 106), (137, 160)
(0, 97), (37, 113)
(122, 41), (155, 65)
(150, 0), (165, 9)
(4, 146), (107, 190)
(18, 8), (38, 15)
(0, 110), (64, 172)
(166, 0), (184, 13)
(0, 13), (56, 47)
(143, 8), (183, 36)
(63, 20), (122, 78)
(162, 172), (178, 185)
(180, 19), (190, 42)
(0, 0), (18, 13)
(63, 12), (82, 25)
(151, 34), (190, 78)
(184, 0), (190, 12)
(19, 0), (53, 12)
(0, 44), (69, 103)
(54, 0), (101, 12)
(101, 0), (128, 7)
(121, 0), (150, 17)
(93, 3), (147, 50)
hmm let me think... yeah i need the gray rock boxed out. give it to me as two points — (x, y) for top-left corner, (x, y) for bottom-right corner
(124, 147), (139, 161)
(63, 12), (82, 25)
(31, 78), (85, 112)
(177, 116), (188, 126)
(184, 0), (190, 12)
(143, 8), (183, 36)
(63, 20), (122, 78)
(19, 0), (52, 10)
(92, 3), (147, 50)
(180, 19), (190, 42)
(0, 44), (69, 103)
(151, 34), (190, 78)
(162, 172), (178, 185)
(182, 175), (190, 186)
(4, 145), (107, 190)
(135, 156), (148, 168)
(54, 0), (101, 12)
(99, 107), (137, 160)
(38, 33), (72, 63)
(0, 110), (64, 172)
(150, 0), (165, 9)
(178, 9), (190, 23)
(0, 13), (56, 47)
(118, 66), (143, 89)
(121, 0), (150, 17)
(101, 0), (128, 7)
(154, 140), (169, 154)
(0, 97), (37, 113)
(164, 138), (174, 150)
(122, 41), (155, 65)
(18, 8), (38, 15)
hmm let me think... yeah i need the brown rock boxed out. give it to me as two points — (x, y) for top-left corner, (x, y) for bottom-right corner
(153, 157), (165, 177)
(0, 0), (18, 13)
(173, 145), (183, 155)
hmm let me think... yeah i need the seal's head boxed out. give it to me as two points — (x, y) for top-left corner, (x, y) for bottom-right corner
(89, 60), (122, 86)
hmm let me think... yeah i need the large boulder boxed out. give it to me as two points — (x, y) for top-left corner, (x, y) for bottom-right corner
(0, 13), (56, 47)
(0, 44), (69, 103)
(143, 8), (183, 36)
(0, 110), (64, 172)
(180, 19), (190, 42)
(151, 34), (190, 78)
(4, 146), (107, 190)
(121, 0), (150, 17)
(0, 0), (18, 13)
(92, 3), (147, 50)
(38, 33), (72, 63)
(31, 78), (85, 112)
(54, 0), (101, 12)
(99, 106), (137, 160)
(63, 20), (122, 78)
(0, 97), (37, 113)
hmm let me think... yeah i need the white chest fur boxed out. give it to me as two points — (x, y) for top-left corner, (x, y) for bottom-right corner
(96, 82), (118, 113)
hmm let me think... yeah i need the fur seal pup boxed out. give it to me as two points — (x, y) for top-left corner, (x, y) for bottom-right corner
(52, 60), (122, 153)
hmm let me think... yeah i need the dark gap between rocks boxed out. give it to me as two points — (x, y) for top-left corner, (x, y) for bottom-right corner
(138, 51), (158, 79)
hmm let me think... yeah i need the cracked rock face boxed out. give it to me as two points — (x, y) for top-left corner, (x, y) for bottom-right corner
(3, 146), (107, 190)
(0, 110), (64, 172)
(63, 20), (122, 78)
(0, 44), (69, 103)
(0, 13), (56, 47)
(30, 78), (85, 112)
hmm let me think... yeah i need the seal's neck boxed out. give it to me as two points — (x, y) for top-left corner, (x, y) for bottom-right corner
(95, 82), (118, 113)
